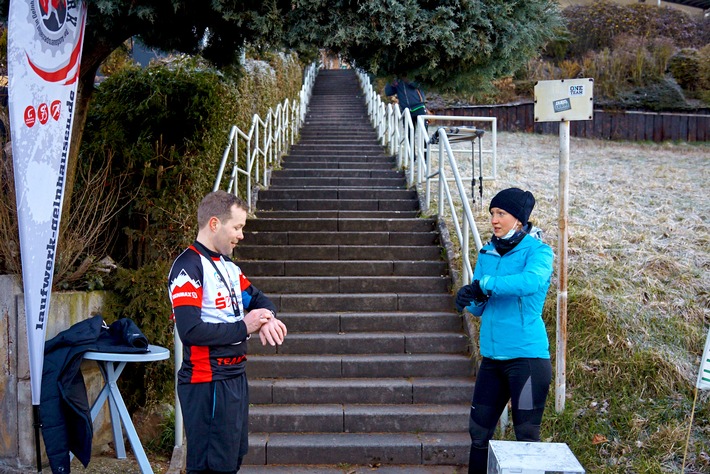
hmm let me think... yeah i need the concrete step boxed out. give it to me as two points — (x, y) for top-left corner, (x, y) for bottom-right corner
(294, 138), (382, 145)
(272, 312), (463, 333)
(280, 154), (393, 163)
(284, 154), (393, 162)
(240, 465), (464, 473)
(281, 161), (393, 170)
(248, 404), (469, 433)
(271, 293), (455, 313)
(254, 210), (420, 219)
(244, 432), (470, 466)
(272, 169), (402, 178)
(244, 218), (434, 232)
(235, 245), (442, 261)
(249, 377), (474, 405)
(246, 353), (472, 378)
(238, 260), (448, 277)
(257, 188), (416, 200)
(286, 153), (391, 161)
(297, 131), (379, 140)
(290, 144), (384, 153)
(268, 177), (406, 187)
(249, 332), (469, 355)
(296, 128), (377, 136)
(248, 275), (450, 294)
(244, 231), (438, 246)
(255, 198), (418, 212)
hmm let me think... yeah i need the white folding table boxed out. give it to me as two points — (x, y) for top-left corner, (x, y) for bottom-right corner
(83, 344), (170, 474)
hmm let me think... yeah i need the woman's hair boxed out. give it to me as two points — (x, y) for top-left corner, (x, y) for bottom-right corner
(197, 191), (248, 229)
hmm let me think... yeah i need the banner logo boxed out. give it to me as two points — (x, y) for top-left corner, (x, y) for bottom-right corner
(24, 106), (37, 127)
(39, 0), (67, 32)
(27, 0), (84, 84)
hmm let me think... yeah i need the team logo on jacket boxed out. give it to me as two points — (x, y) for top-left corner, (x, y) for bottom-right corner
(215, 291), (231, 310)
(170, 269), (202, 306)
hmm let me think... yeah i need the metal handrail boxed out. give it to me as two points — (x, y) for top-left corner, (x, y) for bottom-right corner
(356, 69), (497, 284)
(213, 62), (318, 210)
(176, 61), (318, 449)
(356, 68), (510, 428)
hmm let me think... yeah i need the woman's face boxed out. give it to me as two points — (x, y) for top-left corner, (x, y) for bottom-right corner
(490, 207), (520, 238)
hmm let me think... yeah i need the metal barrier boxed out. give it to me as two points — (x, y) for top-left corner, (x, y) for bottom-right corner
(356, 70), (498, 284)
(213, 62), (318, 210)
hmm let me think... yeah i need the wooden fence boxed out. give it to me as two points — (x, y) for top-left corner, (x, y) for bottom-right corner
(430, 102), (710, 142)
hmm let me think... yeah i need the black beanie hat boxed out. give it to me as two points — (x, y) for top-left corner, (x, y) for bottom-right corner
(489, 188), (535, 226)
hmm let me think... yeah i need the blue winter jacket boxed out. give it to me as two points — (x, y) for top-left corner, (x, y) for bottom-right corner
(467, 232), (554, 360)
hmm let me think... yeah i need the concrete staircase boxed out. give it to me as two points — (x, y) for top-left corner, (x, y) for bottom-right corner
(238, 69), (474, 471)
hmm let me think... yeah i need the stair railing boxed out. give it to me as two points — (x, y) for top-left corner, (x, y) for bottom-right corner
(213, 62), (318, 211)
(427, 127), (483, 284)
(176, 61), (318, 449)
(357, 68), (510, 426)
(356, 69), (496, 284)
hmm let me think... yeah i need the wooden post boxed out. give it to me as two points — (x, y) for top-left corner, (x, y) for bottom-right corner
(556, 120), (570, 413)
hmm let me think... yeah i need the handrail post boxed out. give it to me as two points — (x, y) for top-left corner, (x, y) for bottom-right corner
(234, 133), (239, 196)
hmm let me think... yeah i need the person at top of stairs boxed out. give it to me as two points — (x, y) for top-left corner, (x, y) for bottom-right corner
(168, 190), (287, 473)
(385, 76), (428, 132)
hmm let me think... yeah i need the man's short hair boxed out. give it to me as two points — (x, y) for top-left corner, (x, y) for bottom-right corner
(197, 191), (248, 229)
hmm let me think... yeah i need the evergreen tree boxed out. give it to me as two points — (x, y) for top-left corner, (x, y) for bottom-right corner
(0, 0), (562, 216)
(286, 0), (562, 92)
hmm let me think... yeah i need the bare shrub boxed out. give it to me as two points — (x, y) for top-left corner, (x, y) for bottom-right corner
(648, 36), (678, 78)
(558, 59), (581, 79)
(612, 34), (655, 85)
(0, 112), (126, 289)
(0, 111), (20, 276)
(54, 150), (127, 289)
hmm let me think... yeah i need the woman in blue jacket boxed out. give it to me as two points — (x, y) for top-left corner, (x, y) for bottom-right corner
(455, 187), (554, 474)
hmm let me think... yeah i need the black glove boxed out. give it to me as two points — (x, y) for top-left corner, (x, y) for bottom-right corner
(455, 280), (488, 312)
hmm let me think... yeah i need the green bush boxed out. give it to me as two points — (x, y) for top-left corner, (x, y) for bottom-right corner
(612, 78), (693, 112)
(699, 44), (710, 91)
(79, 53), (304, 409)
(669, 48), (701, 91)
(104, 261), (175, 411)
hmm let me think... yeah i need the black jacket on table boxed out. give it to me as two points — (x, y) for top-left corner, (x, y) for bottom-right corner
(40, 315), (149, 473)
(168, 242), (276, 384)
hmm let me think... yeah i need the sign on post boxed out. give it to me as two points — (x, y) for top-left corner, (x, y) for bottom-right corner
(534, 79), (594, 413)
(535, 79), (594, 122)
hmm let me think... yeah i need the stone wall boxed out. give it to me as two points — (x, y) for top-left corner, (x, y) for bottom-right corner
(0, 275), (113, 471)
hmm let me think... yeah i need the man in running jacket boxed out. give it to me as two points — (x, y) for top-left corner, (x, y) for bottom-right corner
(168, 190), (287, 473)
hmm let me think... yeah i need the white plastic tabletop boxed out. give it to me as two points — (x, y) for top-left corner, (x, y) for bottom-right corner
(84, 344), (170, 363)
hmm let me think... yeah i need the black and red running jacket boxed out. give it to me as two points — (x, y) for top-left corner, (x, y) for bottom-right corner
(168, 242), (276, 384)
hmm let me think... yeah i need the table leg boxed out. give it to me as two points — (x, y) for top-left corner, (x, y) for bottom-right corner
(89, 384), (110, 422)
(100, 362), (127, 459)
(104, 362), (154, 474)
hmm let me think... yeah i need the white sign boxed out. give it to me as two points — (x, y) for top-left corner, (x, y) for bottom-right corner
(697, 327), (710, 390)
(534, 78), (594, 123)
(8, 0), (87, 406)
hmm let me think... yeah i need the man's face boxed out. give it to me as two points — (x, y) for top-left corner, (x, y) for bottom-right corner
(211, 205), (247, 255)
